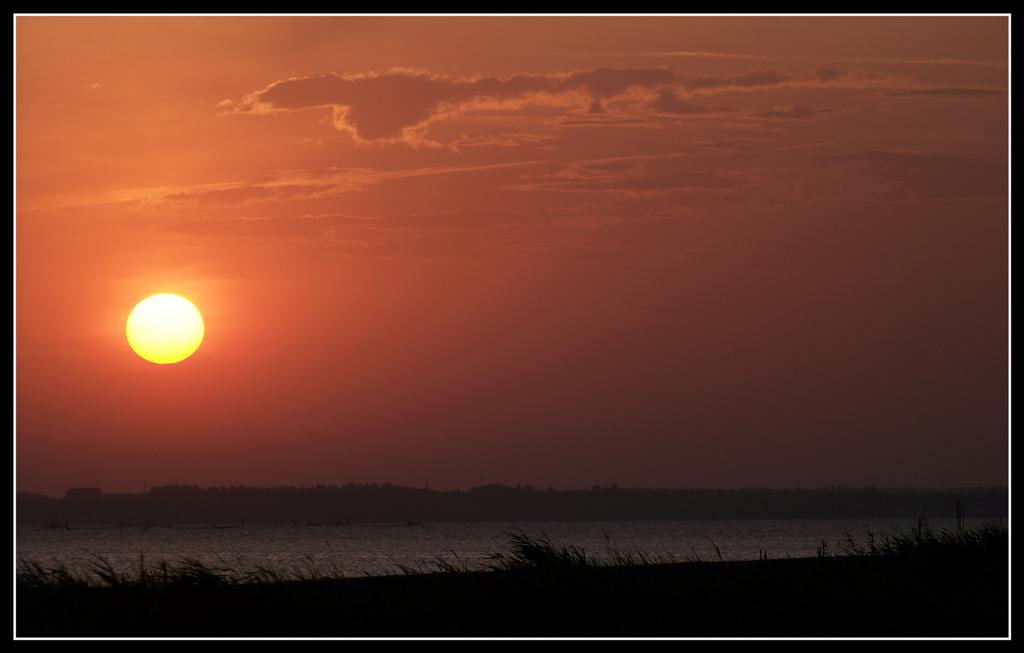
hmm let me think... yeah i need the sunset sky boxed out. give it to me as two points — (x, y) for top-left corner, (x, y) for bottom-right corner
(16, 16), (1008, 495)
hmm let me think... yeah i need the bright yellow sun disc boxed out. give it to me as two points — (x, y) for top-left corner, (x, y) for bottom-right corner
(126, 293), (205, 364)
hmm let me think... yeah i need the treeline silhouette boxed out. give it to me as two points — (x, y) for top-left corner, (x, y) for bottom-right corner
(16, 484), (1008, 526)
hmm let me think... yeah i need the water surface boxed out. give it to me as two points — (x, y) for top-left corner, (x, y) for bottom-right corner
(17, 518), (982, 578)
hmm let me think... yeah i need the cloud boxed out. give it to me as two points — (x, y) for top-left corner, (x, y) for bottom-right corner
(113, 160), (548, 208)
(162, 209), (584, 260)
(509, 154), (744, 197)
(637, 50), (770, 61)
(126, 169), (379, 208)
(448, 131), (563, 149)
(835, 57), (1006, 68)
(224, 70), (561, 143)
(167, 209), (565, 236)
(638, 53), (1006, 68)
(815, 69), (844, 81)
(162, 183), (337, 206)
(224, 67), (819, 145)
(646, 89), (714, 115)
(222, 66), (920, 146)
(750, 105), (823, 120)
(680, 69), (796, 91)
(560, 117), (654, 127)
(164, 215), (360, 240)
(225, 68), (664, 143)
(554, 49), (770, 61)
(887, 87), (1006, 99)
(560, 67), (675, 113)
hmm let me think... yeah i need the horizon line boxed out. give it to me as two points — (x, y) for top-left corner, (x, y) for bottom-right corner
(16, 482), (1010, 500)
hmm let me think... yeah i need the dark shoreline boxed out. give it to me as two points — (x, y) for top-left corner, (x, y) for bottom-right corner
(17, 485), (1009, 526)
(17, 538), (1008, 637)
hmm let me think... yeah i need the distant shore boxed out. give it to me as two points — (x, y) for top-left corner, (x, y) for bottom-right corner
(17, 484), (1009, 526)
(17, 524), (1008, 637)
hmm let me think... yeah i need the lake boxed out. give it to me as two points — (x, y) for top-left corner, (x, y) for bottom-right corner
(17, 518), (985, 578)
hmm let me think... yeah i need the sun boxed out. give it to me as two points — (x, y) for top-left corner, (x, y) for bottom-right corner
(125, 293), (205, 364)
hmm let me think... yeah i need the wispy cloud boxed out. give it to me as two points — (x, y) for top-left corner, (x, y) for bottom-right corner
(508, 153), (744, 197)
(750, 105), (828, 120)
(552, 49), (771, 61)
(222, 67), (865, 146)
(833, 56), (1007, 68)
(110, 161), (549, 208)
(886, 87), (1006, 99)
(582, 50), (1007, 69)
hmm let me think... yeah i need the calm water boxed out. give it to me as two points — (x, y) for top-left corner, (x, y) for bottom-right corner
(17, 518), (981, 578)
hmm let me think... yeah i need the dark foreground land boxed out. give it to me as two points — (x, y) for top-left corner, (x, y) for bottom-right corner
(17, 525), (1008, 637)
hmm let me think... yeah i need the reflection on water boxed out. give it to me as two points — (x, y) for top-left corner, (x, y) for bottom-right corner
(17, 518), (985, 578)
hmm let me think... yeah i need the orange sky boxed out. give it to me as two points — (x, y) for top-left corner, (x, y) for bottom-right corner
(16, 16), (1009, 495)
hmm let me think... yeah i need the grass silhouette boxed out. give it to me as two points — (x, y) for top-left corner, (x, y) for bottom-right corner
(17, 519), (1006, 588)
(16, 520), (1008, 636)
